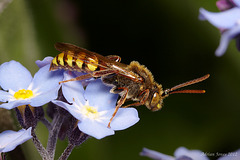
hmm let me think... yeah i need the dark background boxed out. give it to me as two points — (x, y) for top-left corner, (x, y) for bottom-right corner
(0, 0), (240, 159)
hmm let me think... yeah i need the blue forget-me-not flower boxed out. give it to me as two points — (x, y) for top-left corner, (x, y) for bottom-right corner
(52, 72), (139, 139)
(0, 60), (63, 110)
(199, 0), (240, 56)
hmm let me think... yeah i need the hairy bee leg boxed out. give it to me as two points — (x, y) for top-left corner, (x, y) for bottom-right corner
(59, 74), (93, 84)
(107, 87), (128, 128)
(122, 89), (150, 108)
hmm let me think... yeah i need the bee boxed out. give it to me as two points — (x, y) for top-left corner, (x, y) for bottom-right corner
(50, 42), (210, 128)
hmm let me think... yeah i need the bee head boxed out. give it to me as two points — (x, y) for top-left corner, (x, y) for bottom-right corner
(147, 83), (164, 112)
(147, 74), (209, 112)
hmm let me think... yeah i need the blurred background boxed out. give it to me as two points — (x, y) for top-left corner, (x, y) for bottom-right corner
(1, 0), (240, 160)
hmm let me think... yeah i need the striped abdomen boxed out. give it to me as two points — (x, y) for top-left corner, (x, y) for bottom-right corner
(50, 51), (99, 72)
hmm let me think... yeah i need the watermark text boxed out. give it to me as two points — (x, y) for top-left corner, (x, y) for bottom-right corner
(201, 151), (238, 157)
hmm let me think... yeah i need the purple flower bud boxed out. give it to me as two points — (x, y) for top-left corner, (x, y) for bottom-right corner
(216, 0), (235, 11)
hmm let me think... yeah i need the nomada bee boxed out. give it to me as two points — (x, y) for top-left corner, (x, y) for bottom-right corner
(50, 42), (210, 128)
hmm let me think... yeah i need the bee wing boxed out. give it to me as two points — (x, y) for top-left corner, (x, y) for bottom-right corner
(54, 42), (141, 82)
(55, 42), (93, 55)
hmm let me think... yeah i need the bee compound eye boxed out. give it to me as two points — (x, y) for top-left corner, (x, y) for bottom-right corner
(150, 92), (160, 110)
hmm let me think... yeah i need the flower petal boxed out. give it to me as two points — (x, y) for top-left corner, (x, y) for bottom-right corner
(174, 147), (209, 160)
(0, 61), (32, 91)
(104, 108), (139, 131)
(140, 148), (175, 160)
(78, 118), (114, 139)
(51, 100), (69, 110)
(215, 25), (240, 56)
(53, 100), (115, 139)
(199, 8), (240, 29)
(51, 100), (84, 120)
(35, 57), (53, 68)
(62, 72), (85, 104)
(233, 0), (240, 7)
(0, 100), (31, 110)
(85, 79), (118, 111)
(0, 90), (12, 102)
(29, 64), (63, 94)
(30, 87), (59, 107)
(0, 127), (32, 153)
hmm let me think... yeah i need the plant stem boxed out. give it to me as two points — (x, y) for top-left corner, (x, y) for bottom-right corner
(31, 131), (50, 160)
(46, 113), (65, 160)
(58, 144), (75, 160)
(40, 117), (52, 130)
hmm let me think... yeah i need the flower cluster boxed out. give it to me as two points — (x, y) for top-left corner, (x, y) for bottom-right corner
(199, 0), (240, 56)
(0, 59), (139, 159)
(53, 72), (139, 139)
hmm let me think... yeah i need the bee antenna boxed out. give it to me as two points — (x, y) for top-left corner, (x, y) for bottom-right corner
(162, 74), (210, 97)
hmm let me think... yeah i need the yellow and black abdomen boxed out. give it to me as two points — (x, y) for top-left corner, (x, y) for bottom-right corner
(50, 51), (99, 73)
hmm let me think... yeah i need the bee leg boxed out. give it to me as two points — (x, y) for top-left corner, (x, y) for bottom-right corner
(107, 87), (128, 128)
(59, 70), (116, 84)
(59, 73), (93, 84)
(106, 55), (121, 62)
(91, 69), (116, 77)
(122, 89), (149, 108)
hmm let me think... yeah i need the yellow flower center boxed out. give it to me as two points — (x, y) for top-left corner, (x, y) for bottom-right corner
(14, 89), (34, 99)
(82, 105), (99, 119)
